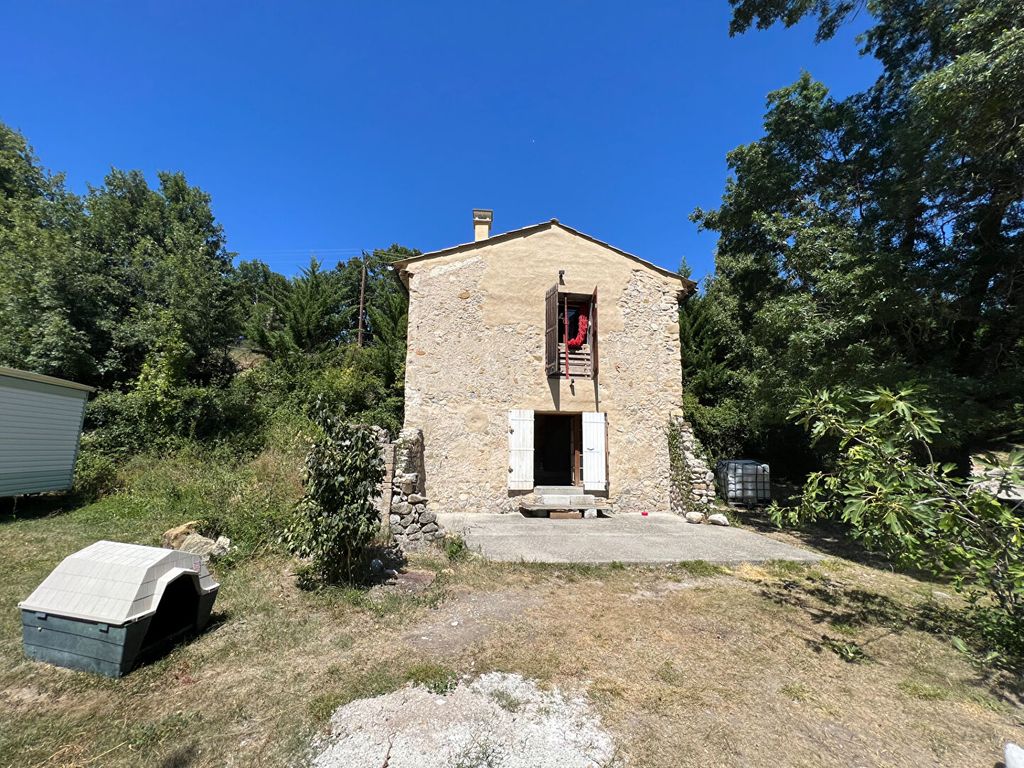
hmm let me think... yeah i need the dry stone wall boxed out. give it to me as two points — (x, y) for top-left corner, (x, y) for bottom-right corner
(387, 428), (443, 550)
(669, 417), (716, 515)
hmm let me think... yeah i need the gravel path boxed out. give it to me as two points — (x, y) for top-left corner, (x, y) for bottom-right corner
(311, 672), (616, 768)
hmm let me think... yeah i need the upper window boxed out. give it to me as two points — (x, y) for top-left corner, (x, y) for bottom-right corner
(545, 285), (598, 379)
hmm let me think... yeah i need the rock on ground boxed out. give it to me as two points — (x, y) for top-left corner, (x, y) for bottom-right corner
(311, 672), (615, 768)
(177, 532), (230, 560)
(161, 521), (202, 549)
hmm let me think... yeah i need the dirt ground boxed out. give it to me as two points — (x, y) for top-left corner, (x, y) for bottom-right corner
(2, 507), (1023, 767)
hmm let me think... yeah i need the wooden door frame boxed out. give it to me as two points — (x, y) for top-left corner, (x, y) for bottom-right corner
(571, 414), (583, 486)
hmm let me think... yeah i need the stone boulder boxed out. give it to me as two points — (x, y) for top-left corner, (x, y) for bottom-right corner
(707, 513), (730, 526)
(684, 511), (706, 524)
(177, 532), (231, 560)
(161, 521), (202, 550)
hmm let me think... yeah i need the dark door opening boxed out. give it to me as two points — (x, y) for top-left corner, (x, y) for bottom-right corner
(534, 413), (583, 486)
(139, 574), (200, 658)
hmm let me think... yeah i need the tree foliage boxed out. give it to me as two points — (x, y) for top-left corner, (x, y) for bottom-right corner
(689, 0), (1024, 470)
(0, 124), (239, 389)
(776, 387), (1024, 654)
(0, 119), (414, 450)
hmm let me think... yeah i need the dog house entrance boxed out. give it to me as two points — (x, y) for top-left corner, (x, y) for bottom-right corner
(139, 574), (200, 656)
(534, 413), (582, 486)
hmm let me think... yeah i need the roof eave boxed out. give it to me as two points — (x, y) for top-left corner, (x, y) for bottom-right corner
(393, 220), (696, 294)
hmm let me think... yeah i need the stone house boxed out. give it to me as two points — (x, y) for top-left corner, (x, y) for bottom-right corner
(393, 210), (695, 516)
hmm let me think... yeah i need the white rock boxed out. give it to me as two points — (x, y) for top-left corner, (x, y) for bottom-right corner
(177, 532), (230, 560)
(583, 508), (598, 519)
(1007, 743), (1024, 768)
(312, 672), (615, 768)
(684, 511), (705, 524)
(707, 513), (730, 526)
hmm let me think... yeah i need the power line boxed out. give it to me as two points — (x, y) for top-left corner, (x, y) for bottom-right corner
(235, 247), (365, 257)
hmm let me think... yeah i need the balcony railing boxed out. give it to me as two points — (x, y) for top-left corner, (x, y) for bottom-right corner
(557, 343), (593, 378)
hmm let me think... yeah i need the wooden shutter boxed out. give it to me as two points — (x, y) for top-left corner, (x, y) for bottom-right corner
(508, 409), (535, 490)
(589, 286), (599, 378)
(544, 285), (558, 377)
(582, 411), (607, 492)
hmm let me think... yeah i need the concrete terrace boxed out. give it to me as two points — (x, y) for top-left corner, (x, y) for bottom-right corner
(437, 512), (822, 565)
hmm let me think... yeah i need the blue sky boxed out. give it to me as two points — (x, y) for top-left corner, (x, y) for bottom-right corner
(2, 2), (878, 281)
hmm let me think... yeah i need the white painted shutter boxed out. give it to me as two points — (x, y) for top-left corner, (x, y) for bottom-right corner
(507, 409), (534, 490)
(582, 411), (607, 492)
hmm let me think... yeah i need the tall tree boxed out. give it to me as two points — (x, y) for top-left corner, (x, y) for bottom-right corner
(690, 0), (1024, 467)
(246, 256), (350, 357)
(0, 123), (240, 390)
(0, 123), (102, 382)
(83, 169), (239, 386)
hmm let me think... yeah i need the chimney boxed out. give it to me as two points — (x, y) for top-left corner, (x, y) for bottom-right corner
(473, 209), (493, 241)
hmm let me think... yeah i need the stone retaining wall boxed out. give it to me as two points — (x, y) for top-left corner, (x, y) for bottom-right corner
(670, 417), (716, 514)
(386, 428), (444, 550)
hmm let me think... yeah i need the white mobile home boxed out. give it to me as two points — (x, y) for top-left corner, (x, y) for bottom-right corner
(0, 366), (94, 497)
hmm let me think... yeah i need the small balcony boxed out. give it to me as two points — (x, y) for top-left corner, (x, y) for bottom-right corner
(557, 343), (594, 378)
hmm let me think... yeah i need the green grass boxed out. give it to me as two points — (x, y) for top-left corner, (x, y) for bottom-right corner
(405, 662), (459, 694)
(2, 440), (1020, 768)
(673, 560), (728, 577)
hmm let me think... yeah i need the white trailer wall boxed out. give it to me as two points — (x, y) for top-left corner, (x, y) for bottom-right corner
(0, 367), (94, 497)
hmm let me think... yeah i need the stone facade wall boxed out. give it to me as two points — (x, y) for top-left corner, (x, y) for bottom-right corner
(387, 428), (443, 550)
(373, 428), (395, 522)
(669, 417), (716, 514)
(402, 225), (686, 515)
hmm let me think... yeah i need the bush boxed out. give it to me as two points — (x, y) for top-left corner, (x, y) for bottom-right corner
(285, 400), (385, 584)
(86, 381), (263, 458)
(72, 447), (120, 501)
(442, 533), (470, 562)
(775, 387), (1024, 663)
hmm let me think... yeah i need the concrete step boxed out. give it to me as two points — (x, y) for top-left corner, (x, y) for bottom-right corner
(533, 486), (585, 496)
(536, 494), (598, 507)
(527, 494), (605, 510)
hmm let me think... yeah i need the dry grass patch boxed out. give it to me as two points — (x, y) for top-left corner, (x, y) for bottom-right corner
(1, 496), (1022, 767)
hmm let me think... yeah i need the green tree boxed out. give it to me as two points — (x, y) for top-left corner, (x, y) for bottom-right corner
(690, 0), (1024, 468)
(246, 256), (350, 357)
(83, 168), (239, 387)
(0, 123), (240, 391)
(0, 123), (103, 382)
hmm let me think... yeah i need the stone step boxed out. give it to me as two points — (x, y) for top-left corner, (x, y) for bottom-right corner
(533, 485), (585, 496)
(529, 494), (604, 509)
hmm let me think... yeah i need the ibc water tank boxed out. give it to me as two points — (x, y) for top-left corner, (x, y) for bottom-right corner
(716, 460), (770, 505)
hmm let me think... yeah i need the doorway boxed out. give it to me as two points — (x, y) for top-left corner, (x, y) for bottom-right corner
(533, 413), (582, 486)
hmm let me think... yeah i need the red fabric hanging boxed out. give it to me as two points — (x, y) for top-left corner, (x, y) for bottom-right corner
(567, 314), (588, 349)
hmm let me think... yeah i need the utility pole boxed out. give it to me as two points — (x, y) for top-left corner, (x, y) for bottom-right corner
(356, 252), (367, 347)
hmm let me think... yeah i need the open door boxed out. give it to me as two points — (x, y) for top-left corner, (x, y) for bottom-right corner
(582, 411), (607, 492)
(508, 409), (534, 490)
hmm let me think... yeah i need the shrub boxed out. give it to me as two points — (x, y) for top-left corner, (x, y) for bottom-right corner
(775, 387), (1024, 662)
(72, 447), (120, 501)
(286, 399), (385, 584)
(442, 533), (470, 562)
(86, 381), (262, 458)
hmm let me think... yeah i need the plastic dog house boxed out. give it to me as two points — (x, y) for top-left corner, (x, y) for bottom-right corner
(19, 540), (219, 677)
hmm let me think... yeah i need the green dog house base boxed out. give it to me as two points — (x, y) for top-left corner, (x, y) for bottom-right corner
(19, 540), (219, 677)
